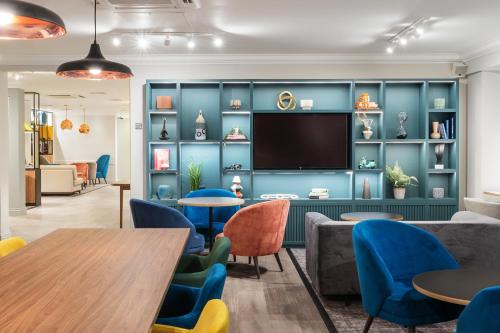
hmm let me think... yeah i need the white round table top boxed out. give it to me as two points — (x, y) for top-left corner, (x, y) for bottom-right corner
(177, 197), (244, 207)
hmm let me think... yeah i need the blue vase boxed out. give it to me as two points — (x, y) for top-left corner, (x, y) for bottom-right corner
(156, 185), (173, 200)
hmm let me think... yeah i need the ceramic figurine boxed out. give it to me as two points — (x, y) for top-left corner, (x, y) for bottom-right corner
(430, 121), (441, 139)
(224, 127), (247, 141)
(397, 112), (408, 139)
(435, 144), (445, 169)
(358, 156), (377, 169)
(159, 117), (169, 140)
(230, 99), (241, 110)
(156, 184), (173, 200)
(195, 110), (207, 140)
(230, 176), (243, 198)
(362, 178), (371, 199)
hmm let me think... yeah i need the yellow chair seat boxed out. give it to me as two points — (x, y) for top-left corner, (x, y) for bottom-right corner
(0, 237), (27, 258)
(151, 299), (229, 333)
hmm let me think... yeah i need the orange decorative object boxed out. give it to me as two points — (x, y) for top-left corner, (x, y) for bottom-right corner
(355, 92), (379, 110)
(156, 96), (173, 109)
(216, 199), (290, 277)
(79, 123), (90, 134)
(60, 119), (73, 130)
(73, 163), (89, 184)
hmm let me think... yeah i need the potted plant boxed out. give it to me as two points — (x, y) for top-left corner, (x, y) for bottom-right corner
(386, 161), (418, 199)
(187, 161), (202, 192)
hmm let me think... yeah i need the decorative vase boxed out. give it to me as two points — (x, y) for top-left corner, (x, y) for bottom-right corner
(300, 99), (314, 110)
(156, 96), (173, 109)
(435, 143), (445, 169)
(159, 117), (169, 140)
(393, 187), (406, 200)
(432, 187), (445, 199)
(397, 112), (408, 139)
(230, 176), (244, 198)
(430, 121), (441, 139)
(362, 129), (373, 140)
(195, 110), (207, 140)
(362, 178), (371, 199)
(229, 99), (241, 110)
(156, 185), (173, 200)
(434, 98), (446, 109)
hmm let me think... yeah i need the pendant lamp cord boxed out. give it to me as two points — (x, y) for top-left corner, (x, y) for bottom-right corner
(94, 0), (97, 44)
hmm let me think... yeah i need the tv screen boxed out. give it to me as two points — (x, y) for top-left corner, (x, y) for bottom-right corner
(253, 113), (351, 170)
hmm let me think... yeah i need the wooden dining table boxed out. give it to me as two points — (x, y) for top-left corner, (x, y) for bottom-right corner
(0, 228), (189, 333)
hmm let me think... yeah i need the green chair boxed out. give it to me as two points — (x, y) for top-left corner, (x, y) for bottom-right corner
(173, 237), (231, 288)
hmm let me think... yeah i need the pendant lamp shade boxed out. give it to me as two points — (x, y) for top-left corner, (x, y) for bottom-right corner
(60, 105), (73, 130)
(56, 0), (132, 80)
(0, 0), (66, 40)
(79, 108), (90, 134)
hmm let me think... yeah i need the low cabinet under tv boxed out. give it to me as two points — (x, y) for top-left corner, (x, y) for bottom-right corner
(144, 79), (459, 246)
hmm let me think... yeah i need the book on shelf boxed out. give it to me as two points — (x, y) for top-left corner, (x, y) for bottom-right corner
(438, 123), (448, 140)
(153, 148), (170, 170)
(450, 116), (455, 139)
(445, 119), (450, 139)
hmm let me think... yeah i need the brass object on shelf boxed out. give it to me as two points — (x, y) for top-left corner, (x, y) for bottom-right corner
(277, 91), (296, 111)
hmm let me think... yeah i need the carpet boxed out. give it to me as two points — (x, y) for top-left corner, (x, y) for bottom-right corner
(288, 248), (457, 333)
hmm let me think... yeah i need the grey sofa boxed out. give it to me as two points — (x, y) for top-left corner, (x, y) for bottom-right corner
(305, 211), (500, 296)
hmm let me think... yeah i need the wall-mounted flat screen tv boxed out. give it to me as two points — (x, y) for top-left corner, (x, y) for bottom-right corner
(253, 113), (351, 170)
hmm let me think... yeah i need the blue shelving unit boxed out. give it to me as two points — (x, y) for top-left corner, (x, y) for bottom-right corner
(144, 79), (459, 246)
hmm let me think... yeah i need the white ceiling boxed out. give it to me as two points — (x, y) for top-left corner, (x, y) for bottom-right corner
(0, 0), (500, 61)
(8, 72), (129, 117)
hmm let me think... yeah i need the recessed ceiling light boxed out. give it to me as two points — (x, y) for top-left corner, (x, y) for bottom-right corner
(416, 27), (424, 35)
(112, 37), (121, 47)
(137, 37), (149, 49)
(399, 38), (407, 46)
(187, 39), (196, 49)
(213, 37), (223, 47)
(386, 47), (394, 54)
(14, 73), (22, 80)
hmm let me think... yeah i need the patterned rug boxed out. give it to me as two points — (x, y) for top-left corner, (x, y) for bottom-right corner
(287, 248), (457, 333)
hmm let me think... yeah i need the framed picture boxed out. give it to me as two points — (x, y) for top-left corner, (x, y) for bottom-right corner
(154, 148), (170, 170)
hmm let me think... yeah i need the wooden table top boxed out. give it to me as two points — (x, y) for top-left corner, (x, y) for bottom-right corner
(112, 180), (131, 187)
(0, 228), (188, 333)
(178, 196), (244, 207)
(413, 269), (500, 305)
(340, 212), (404, 222)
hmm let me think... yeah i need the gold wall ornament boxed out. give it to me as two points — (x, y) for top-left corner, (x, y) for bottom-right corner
(60, 105), (73, 130)
(277, 91), (296, 111)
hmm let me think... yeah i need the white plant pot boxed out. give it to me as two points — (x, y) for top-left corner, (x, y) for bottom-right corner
(393, 187), (406, 200)
(362, 130), (373, 140)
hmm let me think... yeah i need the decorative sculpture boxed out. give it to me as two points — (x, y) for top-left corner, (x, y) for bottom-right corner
(230, 176), (243, 198)
(435, 144), (445, 169)
(358, 156), (377, 169)
(362, 178), (372, 200)
(397, 112), (408, 139)
(195, 110), (207, 140)
(277, 91), (296, 111)
(159, 117), (169, 140)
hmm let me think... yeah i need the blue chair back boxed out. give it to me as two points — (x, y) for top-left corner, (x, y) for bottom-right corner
(352, 219), (459, 316)
(192, 263), (227, 315)
(184, 189), (239, 225)
(130, 199), (200, 250)
(96, 154), (111, 178)
(457, 286), (500, 333)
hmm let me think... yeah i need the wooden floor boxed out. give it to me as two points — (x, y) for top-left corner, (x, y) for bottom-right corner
(9, 187), (327, 333)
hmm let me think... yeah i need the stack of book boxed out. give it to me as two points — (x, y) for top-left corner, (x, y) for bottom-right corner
(437, 115), (456, 139)
(308, 188), (330, 199)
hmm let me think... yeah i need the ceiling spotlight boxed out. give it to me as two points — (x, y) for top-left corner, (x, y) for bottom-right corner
(187, 38), (196, 49)
(213, 37), (223, 47)
(399, 37), (408, 46)
(112, 37), (121, 47)
(386, 47), (394, 54)
(164, 35), (171, 46)
(0, 12), (14, 26)
(137, 37), (149, 49)
(416, 27), (425, 35)
(14, 73), (22, 80)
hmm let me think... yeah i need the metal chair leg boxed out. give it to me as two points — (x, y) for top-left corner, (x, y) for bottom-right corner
(363, 316), (374, 333)
(253, 256), (260, 279)
(408, 327), (416, 333)
(274, 252), (284, 272)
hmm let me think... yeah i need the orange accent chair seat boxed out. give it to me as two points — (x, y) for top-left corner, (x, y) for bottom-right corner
(72, 162), (89, 187)
(216, 199), (290, 278)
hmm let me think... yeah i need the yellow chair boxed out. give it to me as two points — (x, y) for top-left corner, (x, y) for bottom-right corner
(0, 237), (27, 258)
(152, 299), (229, 333)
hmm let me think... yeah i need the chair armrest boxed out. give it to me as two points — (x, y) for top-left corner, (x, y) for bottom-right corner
(173, 270), (209, 288)
(176, 255), (205, 273)
(158, 284), (200, 318)
(151, 324), (188, 333)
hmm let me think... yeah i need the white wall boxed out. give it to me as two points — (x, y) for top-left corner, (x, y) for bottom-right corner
(53, 114), (117, 181)
(115, 117), (131, 181)
(0, 73), (10, 238)
(129, 63), (462, 207)
(466, 71), (500, 197)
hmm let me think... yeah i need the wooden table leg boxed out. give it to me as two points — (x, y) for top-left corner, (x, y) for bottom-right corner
(119, 186), (123, 229)
(209, 206), (213, 250)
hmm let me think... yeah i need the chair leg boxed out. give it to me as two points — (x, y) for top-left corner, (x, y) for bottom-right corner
(274, 252), (284, 272)
(248, 257), (251, 264)
(233, 255), (236, 262)
(363, 316), (374, 333)
(104, 177), (107, 184)
(408, 327), (416, 333)
(253, 256), (260, 279)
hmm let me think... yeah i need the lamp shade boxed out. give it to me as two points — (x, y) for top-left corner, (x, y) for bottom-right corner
(0, 0), (66, 40)
(56, 43), (133, 80)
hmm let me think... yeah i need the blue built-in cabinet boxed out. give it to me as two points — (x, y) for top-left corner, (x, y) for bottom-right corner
(145, 79), (459, 246)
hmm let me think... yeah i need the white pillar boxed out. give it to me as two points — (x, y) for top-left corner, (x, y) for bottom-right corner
(8, 88), (26, 216)
(0, 72), (11, 238)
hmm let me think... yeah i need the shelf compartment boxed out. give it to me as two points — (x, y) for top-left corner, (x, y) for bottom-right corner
(355, 172), (383, 200)
(180, 83), (221, 141)
(222, 114), (251, 140)
(222, 174), (251, 199)
(354, 142), (382, 170)
(354, 81), (383, 109)
(252, 82), (351, 111)
(180, 143), (220, 196)
(428, 141), (457, 169)
(150, 113), (177, 141)
(385, 143), (426, 199)
(222, 82), (251, 111)
(149, 173), (178, 200)
(428, 112), (457, 140)
(222, 143), (251, 170)
(385, 82), (425, 139)
(253, 173), (353, 200)
(149, 82), (177, 111)
(428, 173), (457, 199)
(354, 112), (383, 140)
(428, 81), (457, 109)
(149, 144), (178, 171)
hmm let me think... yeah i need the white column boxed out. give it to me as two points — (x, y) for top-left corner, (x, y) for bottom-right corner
(0, 73), (11, 238)
(8, 88), (26, 216)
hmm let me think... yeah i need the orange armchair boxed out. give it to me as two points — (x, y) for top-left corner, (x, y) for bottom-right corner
(216, 199), (290, 278)
(72, 163), (89, 187)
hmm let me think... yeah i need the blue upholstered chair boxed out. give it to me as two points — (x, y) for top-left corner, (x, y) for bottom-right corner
(456, 286), (500, 333)
(156, 263), (227, 329)
(184, 189), (239, 239)
(95, 154), (110, 184)
(130, 199), (205, 254)
(352, 219), (463, 333)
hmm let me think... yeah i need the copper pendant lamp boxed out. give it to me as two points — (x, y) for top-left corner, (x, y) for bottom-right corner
(56, 1), (132, 80)
(60, 105), (73, 130)
(0, 0), (66, 40)
(79, 108), (90, 134)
